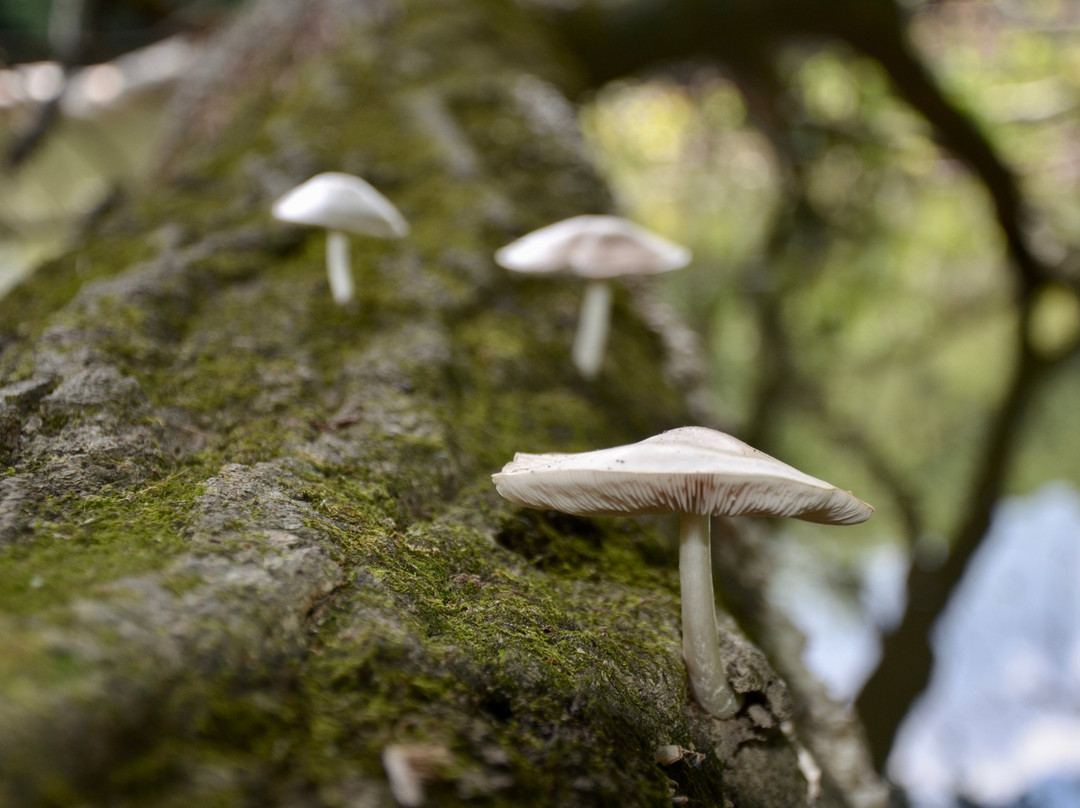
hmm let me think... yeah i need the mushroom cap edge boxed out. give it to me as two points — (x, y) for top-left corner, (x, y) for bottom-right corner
(492, 426), (873, 525)
(271, 171), (409, 238)
(494, 214), (691, 279)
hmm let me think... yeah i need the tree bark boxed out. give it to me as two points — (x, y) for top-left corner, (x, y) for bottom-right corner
(0, 1), (884, 805)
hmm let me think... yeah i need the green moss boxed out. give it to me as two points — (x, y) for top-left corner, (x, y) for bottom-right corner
(0, 473), (198, 616)
(0, 1), (741, 804)
(164, 438), (691, 803)
(141, 525), (690, 806)
(0, 233), (155, 357)
(0, 632), (99, 692)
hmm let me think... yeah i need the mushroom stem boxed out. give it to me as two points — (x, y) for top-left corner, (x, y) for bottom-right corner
(679, 513), (741, 719)
(572, 280), (612, 379)
(325, 229), (355, 305)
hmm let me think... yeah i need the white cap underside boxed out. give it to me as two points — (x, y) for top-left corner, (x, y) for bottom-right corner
(272, 172), (409, 238)
(492, 426), (873, 524)
(494, 215), (691, 279)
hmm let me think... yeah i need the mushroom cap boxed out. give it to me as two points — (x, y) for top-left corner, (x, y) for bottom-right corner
(492, 426), (873, 525)
(272, 172), (409, 238)
(494, 215), (691, 279)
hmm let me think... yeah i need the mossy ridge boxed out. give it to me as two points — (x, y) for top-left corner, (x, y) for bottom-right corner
(0, 219), (160, 362)
(0, 0), (792, 804)
(87, 507), (696, 807)
(215, 415), (706, 806)
(0, 0), (579, 349)
(0, 476), (196, 616)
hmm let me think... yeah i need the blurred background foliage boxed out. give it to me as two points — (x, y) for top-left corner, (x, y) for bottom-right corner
(0, 0), (237, 294)
(2, 0), (1080, 804)
(582, 2), (1080, 551)
(577, 3), (1080, 794)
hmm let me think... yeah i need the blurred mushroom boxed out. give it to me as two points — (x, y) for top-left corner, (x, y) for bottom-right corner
(494, 215), (690, 378)
(492, 426), (872, 719)
(381, 744), (452, 808)
(272, 172), (409, 305)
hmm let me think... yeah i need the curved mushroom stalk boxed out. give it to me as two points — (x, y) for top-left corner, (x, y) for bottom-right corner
(325, 229), (355, 305)
(679, 513), (741, 719)
(572, 280), (612, 379)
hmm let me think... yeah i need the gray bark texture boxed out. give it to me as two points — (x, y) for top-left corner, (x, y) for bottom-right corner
(0, 1), (887, 805)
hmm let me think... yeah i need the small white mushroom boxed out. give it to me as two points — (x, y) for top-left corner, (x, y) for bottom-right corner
(655, 744), (706, 767)
(494, 215), (690, 378)
(381, 744), (452, 808)
(272, 172), (409, 305)
(782, 719), (824, 803)
(655, 744), (686, 766)
(492, 426), (872, 719)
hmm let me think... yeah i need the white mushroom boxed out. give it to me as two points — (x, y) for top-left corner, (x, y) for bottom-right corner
(494, 215), (690, 378)
(492, 426), (872, 719)
(272, 172), (409, 305)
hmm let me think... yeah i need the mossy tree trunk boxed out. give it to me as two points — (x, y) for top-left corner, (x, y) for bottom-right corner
(0, 1), (882, 805)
